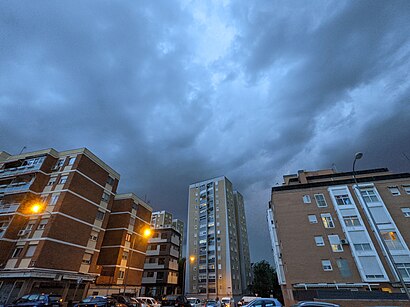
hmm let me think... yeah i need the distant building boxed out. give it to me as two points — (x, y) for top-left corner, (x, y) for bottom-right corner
(186, 176), (251, 299)
(267, 168), (410, 306)
(0, 148), (119, 303)
(91, 193), (152, 296)
(141, 227), (181, 297)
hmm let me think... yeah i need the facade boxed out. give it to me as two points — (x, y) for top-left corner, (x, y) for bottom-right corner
(185, 176), (251, 299)
(0, 148), (119, 303)
(267, 168), (410, 306)
(151, 211), (184, 258)
(141, 227), (181, 297)
(91, 193), (152, 296)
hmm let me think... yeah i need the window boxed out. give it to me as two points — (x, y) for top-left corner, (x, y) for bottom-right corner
(25, 245), (37, 257)
(129, 218), (135, 226)
(68, 157), (76, 165)
(314, 236), (325, 246)
(125, 233), (131, 242)
(381, 231), (404, 250)
(322, 260), (332, 271)
(47, 177), (57, 186)
(106, 176), (115, 186)
(101, 192), (110, 202)
(146, 272), (154, 277)
(328, 235), (343, 252)
(397, 263), (410, 279)
(118, 270), (125, 279)
(343, 215), (361, 227)
(336, 258), (352, 277)
(360, 189), (379, 203)
(401, 208), (410, 217)
(54, 158), (64, 170)
(12, 247), (23, 258)
(389, 187), (401, 196)
(321, 213), (335, 228)
(90, 234), (98, 241)
(354, 243), (372, 251)
(50, 194), (59, 205)
(314, 194), (327, 207)
(95, 210), (105, 221)
(302, 195), (311, 204)
(160, 245), (166, 251)
(122, 251), (128, 260)
(59, 175), (68, 184)
(37, 219), (48, 230)
(161, 233), (167, 239)
(308, 215), (318, 224)
(403, 185), (410, 195)
(335, 194), (352, 206)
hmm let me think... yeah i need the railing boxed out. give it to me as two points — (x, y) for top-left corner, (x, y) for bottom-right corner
(0, 204), (19, 214)
(0, 182), (32, 194)
(0, 163), (41, 179)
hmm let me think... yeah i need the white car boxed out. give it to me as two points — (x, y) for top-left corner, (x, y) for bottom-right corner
(187, 297), (201, 307)
(221, 298), (234, 307)
(136, 297), (161, 307)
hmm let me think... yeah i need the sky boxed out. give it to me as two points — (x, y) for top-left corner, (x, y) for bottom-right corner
(1, 0), (410, 263)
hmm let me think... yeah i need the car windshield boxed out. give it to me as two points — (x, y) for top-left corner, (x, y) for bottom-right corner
(82, 297), (105, 303)
(188, 299), (197, 304)
(222, 300), (230, 303)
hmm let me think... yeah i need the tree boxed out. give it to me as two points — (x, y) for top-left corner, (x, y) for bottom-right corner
(251, 261), (282, 301)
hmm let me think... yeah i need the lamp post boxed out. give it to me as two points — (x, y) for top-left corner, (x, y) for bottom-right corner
(352, 152), (410, 299)
(123, 227), (152, 294)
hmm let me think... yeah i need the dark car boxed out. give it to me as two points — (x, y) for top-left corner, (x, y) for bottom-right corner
(161, 295), (191, 307)
(291, 302), (339, 307)
(204, 300), (218, 307)
(74, 296), (127, 307)
(8, 294), (62, 307)
(243, 298), (282, 307)
(111, 295), (139, 307)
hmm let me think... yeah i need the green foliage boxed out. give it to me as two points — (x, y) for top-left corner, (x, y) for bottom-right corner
(251, 260), (282, 300)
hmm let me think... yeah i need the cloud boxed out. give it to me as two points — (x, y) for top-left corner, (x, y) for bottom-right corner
(1, 0), (410, 262)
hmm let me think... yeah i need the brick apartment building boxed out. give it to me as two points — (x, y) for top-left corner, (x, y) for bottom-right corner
(141, 227), (181, 297)
(267, 168), (410, 306)
(0, 148), (152, 304)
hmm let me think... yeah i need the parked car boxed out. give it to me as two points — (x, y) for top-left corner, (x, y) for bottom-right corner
(161, 295), (190, 307)
(111, 295), (140, 307)
(74, 296), (127, 307)
(8, 294), (63, 307)
(242, 298), (282, 307)
(221, 298), (234, 307)
(291, 302), (339, 307)
(135, 297), (160, 307)
(204, 300), (218, 307)
(130, 298), (148, 307)
(187, 298), (201, 307)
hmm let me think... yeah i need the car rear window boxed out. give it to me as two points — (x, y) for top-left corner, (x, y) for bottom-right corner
(49, 296), (62, 302)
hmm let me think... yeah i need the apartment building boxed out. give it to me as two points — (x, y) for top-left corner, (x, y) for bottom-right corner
(267, 168), (410, 306)
(186, 176), (251, 299)
(141, 227), (181, 297)
(0, 148), (119, 303)
(151, 211), (184, 258)
(91, 193), (152, 296)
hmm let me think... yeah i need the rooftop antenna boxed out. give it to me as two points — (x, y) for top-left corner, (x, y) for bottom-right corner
(331, 163), (338, 172)
(19, 146), (27, 155)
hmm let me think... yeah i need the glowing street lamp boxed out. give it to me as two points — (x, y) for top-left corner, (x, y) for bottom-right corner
(143, 228), (152, 238)
(189, 255), (195, 263)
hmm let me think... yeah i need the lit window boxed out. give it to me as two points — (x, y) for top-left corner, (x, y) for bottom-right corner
(314, 236), (325, 246)
(321, 213), (335, 228)
(360, 189), (379, 203)
(328, 235), (343, 252)
(322, 260), (332, 271)
(335, 194), (352, 206)
(125, 233), (131, 242)
(343, 216), (361, 227)
(59, 175), (68, 184)
(401, 208), (410, 218)
(388, 187), (401, 196)
(381, 231), (404, 250)
(308, 215), (318, 224)
(118, 270), (125, 279)
(303, 195), (311, 204)
(314, 194), (327, 207)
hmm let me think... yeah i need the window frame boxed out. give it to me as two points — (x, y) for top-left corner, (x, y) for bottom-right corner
(314, 194), (327, 208)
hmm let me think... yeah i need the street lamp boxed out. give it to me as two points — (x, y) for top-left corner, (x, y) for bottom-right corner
(352, 152), (410, 299)
(123, 227), (152, 294)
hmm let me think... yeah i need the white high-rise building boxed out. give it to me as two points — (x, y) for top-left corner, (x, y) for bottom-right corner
(185, 176), (251, 298)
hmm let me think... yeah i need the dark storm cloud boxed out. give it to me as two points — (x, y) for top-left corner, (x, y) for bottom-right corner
(1, 1), (409, 262)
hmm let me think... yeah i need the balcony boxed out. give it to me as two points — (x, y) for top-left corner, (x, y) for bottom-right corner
(142, 276), (157, 284)
(144, 263), (165, 270)
(0, 203), (19, 214)
(0, 163), (42, 179)
(0, 181), (33, 195)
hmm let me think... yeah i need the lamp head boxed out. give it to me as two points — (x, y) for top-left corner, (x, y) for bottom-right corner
(355, 152), (363, 160)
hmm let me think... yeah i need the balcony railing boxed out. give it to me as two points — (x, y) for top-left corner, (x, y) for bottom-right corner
(0, 163), (42, 179)
(0, 204), (19, 214)
(0, 181), (33, 195)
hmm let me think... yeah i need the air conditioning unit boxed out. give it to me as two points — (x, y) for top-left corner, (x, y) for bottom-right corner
(18, 229), (29, 236)
(340, 239), (349, 245)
